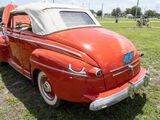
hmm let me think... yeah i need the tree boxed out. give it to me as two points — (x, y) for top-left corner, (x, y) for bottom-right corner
(111, 8), (122, 17)
(0, 7), (4, 15)
(145, 10), (157, 17)
(97, 10), (102, 17)
(155, 13), (160, 18)
(0, 7), (4, 22)
(125, 8), (132, 15)
(90, 9), (96, 15)
(125, 6), (142, 17)
(130, 6), (142, 17)
(111, 9), (116, 17)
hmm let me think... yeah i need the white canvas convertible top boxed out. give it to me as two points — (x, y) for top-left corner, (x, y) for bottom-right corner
(11, 2), (101, 35)
(12, 2), (86, 12)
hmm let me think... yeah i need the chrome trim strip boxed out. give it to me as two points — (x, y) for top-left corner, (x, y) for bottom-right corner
(113, 62), (140, 77)
(6, 33), (82, 58)
(110, 58), (139, 73)
(68, 64), (86, 75)
(8, 61), (32, 80)
(132, 62), (139, 68)
(0, 43), (9, 46)
(30, 59), (87, 77)
(89, 75), (146, 111)
(113, 69), (129, 77)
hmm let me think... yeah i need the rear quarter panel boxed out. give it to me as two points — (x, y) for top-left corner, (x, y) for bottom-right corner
(30, 49), (90, 102)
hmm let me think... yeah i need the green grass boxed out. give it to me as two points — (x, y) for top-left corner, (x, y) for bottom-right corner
(98, 18), (160, 22)
(0, 19), (160, 120)
(5, 97), (19, 105)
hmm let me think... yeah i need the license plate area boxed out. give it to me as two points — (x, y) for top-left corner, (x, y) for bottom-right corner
(123, 51), (134, 64)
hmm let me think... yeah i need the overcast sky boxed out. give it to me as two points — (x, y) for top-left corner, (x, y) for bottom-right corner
(0, 0), (160, 13)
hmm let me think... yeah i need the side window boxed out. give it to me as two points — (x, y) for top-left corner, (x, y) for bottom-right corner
(11, 14), (32, 32)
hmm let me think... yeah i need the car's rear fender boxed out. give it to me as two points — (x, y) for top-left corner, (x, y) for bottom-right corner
(30, 49), (106, 102)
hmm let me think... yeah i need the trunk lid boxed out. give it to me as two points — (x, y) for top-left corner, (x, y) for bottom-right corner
(48, 27), (140, 90)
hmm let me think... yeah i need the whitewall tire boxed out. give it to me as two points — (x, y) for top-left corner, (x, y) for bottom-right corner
(38, 71), (60, 107)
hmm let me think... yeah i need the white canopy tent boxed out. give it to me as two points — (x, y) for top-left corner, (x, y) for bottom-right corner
(11, 2), (101, 35)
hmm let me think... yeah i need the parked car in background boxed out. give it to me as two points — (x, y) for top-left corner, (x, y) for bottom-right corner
(0, 3), (150, 111)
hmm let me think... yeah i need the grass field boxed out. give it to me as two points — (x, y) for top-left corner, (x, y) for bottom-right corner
(0, 18), (160, 120)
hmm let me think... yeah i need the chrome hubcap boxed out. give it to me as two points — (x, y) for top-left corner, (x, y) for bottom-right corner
(40, 76), (54, 100)
(43, 81), (52, 93)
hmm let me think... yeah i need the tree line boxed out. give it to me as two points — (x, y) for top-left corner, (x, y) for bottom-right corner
(0, 7), (4, 20)
(0, 7), (4, 14)
(92, 6), (160, 18)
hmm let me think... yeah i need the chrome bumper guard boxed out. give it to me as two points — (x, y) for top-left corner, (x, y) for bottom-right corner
(89, 73), (150, 111)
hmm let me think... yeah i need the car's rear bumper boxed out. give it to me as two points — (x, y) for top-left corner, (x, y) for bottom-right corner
(89, 68), (150, 111)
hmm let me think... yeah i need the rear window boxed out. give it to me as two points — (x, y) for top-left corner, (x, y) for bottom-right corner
(60, 11), (95, 27)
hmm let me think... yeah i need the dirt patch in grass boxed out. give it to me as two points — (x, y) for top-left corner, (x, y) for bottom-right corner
(156, 104), (160, 110)
(150, 75), (160, 86)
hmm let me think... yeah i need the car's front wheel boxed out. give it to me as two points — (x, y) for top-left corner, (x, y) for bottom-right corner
(38, 71), (61, 107)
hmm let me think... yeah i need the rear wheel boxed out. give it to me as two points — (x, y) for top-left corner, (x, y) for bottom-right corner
(37, 71), (61, 107)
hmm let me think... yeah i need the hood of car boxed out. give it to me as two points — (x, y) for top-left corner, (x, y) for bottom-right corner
(48, 27), (138, 71)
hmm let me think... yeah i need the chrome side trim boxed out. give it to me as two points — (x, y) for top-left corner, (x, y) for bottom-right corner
(113, 62), (140, 77)
(68, 64), (86, 76)
(113, 69), (129, 77)
(110, 58), (139, 73)
(30, 59), (87, 77)
(89, 75), (147, 111)
(0, 43), (9, 46)
(8, 61), (32, 80)
(6, 33), (82, 58)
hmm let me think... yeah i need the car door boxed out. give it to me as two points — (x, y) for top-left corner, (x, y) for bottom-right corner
(8, 13), (33, 77)
(7, 15), (23, 72)
(15, 13), (37, 77)
(19, 31), (36, 77)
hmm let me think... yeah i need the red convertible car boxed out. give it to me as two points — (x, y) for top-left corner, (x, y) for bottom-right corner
(0, 3), (150, 111)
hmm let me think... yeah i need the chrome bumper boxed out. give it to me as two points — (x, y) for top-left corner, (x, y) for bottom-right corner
(89, 73), (150, 111)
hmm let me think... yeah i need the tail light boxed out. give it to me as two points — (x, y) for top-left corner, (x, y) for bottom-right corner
(138, 51), (144, 57)
(88, 68), (103, 77)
